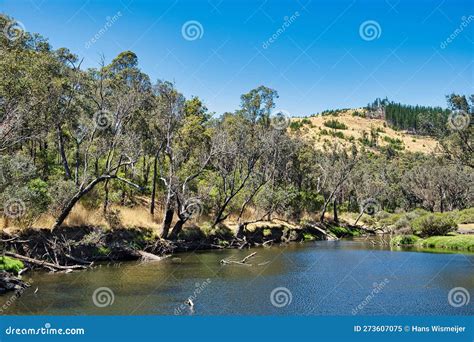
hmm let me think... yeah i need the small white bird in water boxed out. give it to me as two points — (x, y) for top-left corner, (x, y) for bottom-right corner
(185, 298), (195, 314)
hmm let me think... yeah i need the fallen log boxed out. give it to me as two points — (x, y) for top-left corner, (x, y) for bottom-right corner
(137, 250), (165, 261)
(4, 252), (88, 271)
(241, 252), (257, 263)
(220, 252), (257, 266)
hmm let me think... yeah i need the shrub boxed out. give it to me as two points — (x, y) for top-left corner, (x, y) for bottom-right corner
(178, 225), (206, 241)
(0, 256), (24, 274)
(391, 235), (420, 246)
(105, 209), (122, 228)
(454, 208), (474, 224)
(411, 213), (457, 237)
(323, 119), (347, 130)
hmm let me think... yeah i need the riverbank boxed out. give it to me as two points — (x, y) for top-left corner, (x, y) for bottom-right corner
(391, 234), (474, 251)
(2, 238), (473, 316)
(0, 221), (349, 293)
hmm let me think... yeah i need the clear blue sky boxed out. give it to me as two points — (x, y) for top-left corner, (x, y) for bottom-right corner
(2, 0), (473, 116)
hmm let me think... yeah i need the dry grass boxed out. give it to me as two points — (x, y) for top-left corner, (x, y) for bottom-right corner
(292, 110), (438, 154)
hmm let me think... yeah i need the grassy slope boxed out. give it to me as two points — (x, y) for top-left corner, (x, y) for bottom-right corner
(291, 110), (438, 153)
(392, 234), (474, 251)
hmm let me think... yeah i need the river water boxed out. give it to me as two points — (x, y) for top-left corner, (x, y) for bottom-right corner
(1, 238), (473, 315)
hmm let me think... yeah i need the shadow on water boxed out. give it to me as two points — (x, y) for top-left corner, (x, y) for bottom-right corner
(1, 237), (473, 316)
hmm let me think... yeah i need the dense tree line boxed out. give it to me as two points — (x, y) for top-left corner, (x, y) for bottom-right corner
(0, 15), (472, 238)
(366, 97), (473, 137)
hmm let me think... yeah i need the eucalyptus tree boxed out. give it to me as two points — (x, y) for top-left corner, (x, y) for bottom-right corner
(440, 93), (473, 169)
(207, 86), (280, 228)
(52, 51), (151, 229)
(319, 143), (358, 223)
(167, 97), (214, 239)
(149, 80), (186, 238)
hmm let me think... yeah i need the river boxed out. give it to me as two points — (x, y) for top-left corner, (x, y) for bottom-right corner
(1, 237), (473, 315)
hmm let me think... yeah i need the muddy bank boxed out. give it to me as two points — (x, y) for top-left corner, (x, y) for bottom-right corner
(0, 221), (361, 294)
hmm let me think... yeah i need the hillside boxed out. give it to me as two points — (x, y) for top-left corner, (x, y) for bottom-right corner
(290, 109), (438, 154)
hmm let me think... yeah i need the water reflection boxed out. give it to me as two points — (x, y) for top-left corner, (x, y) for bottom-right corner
(1, 239), (473, 315)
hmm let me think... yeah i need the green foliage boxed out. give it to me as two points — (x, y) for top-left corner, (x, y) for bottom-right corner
(352, 110), (365, 118)
(417, 235), (474, 251)
(177, 226), (206, 241)
(204, 224), (234, 240)
(391, 234), (420, 246)
(319, 108), (350, 117)
(0, 256), (24, 274)
(451, 208), (474, 224)
(289, 118), (312, 131)
(383, 136), (404, 150)
(411, 213), (457, 237)
(303, 232), (316, 241)
(323, 119), (347, 130)
(383, 102), (450, 135)
(96, 246), (111, 256)
(392, 234), (474, 251)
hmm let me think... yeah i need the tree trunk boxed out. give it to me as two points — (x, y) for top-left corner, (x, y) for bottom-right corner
(237, 222), (246, 238)
(169, 219), (185, 240)
(160, 207), (174, 239)
(150, 154), (158, 215)
(56, 124), (72, 179)
(74, 142), (80, 186)
(52, 174), (141, 230)
(103, 180), (110, 214)
(333, 197), (339, 224)
(53, 175), (112, 230)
